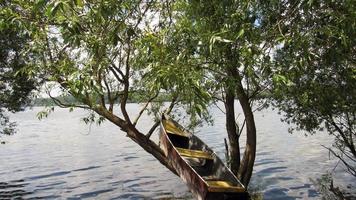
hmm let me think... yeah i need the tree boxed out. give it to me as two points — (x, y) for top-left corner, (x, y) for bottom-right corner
(144, 0), (355, 189)
(0, 0), (37, 135)
(270, 0), (355, 178)
(138, 0), (274, 187)
(1, 0), (186, 174)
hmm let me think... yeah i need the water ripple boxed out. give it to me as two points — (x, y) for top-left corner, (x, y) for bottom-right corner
(72, 188), (114, 199)
(111, 193), (146, 200)
(264, 188), (298, 200)
(73, 166), (101, 172)
(257, 166), (288, 175)
(26, 171), (71, 181)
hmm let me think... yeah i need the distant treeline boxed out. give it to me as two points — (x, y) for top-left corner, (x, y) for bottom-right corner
(32, 90), (271, 107)
(31, 92), (173, 107)
(32, 95), (80, 107)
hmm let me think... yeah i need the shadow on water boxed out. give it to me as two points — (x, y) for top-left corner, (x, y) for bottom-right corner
(251, 156), (320, 200)
(0, 180), (64, 199)
(68, 189), (115, 199)
(111, 193), (193, 200)
(263, 186), (318, 200)
(26, 171), (71, 181)
(0, 179), (188, 200)
(263, 188), (297, 200)
(0, 180), (32, 199)
(0, 168), (191, 199)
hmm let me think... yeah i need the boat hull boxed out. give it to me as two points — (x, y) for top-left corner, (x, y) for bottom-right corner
(159, 117), (249, 200)
(160, 125), (208, 199)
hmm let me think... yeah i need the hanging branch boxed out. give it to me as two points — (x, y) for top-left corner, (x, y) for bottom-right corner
(47, 92), (90, 110)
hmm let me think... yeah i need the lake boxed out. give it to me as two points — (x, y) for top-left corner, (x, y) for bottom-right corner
(0, 103), (354, 199)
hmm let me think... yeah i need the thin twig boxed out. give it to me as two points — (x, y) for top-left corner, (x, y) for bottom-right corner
(133, 92), (159, 126)
(321, 145), (356, 177)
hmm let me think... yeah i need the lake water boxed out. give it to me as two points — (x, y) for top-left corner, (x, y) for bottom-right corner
(0, 103), (355, 199)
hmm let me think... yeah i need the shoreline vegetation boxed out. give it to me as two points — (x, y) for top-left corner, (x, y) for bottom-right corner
(31, 92), (172, 107)
(32, 91), (271, 107)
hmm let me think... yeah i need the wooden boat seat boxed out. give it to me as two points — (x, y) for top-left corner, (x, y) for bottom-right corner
(164, 120), (189, 137)
(202, 175), (220, 181)
(207, 181), (245, 193)
(176, 147), (213, 160)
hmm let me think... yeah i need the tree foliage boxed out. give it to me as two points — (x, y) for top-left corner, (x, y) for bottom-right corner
(138, 0), (276, 186)
(0, 0), (265, 187)
(0, 0), (37, 135)
(270, 0), (355, 176)
(0, 0), (184, 174)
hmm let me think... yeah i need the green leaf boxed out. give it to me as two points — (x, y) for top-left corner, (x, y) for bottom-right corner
(34, 0), (47, 11)
(74, 0), (83, 7)
(236, 29), (244, 39)
(46, 1), (62, 17)
(209, 35), (233, 52)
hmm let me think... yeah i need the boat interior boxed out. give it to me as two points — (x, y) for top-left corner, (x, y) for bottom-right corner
(162, 119), (245, 193)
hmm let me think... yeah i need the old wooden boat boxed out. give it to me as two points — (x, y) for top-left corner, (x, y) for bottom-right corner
(159, 114), (249, 200)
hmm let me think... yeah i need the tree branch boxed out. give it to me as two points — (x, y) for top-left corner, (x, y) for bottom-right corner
(109, 63), (125, 83)
(120, 43), (132, 125)
(329, 115), (356, 158)
(146, 95), (178, 138)
(47, 92), (90, 110)
(133, 0), (153, 31)
(103, 73), (114, 113)
(97, 69), (107, 109)
(238, 119), (246, 137)
(322, 145), (356, 177)
(133, 91), (159, 126)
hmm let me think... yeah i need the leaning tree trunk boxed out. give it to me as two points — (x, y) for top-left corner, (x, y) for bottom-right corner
(236, 83), (256, 187)
(93, 106), (178, 175)
(127, 127), (178, 176)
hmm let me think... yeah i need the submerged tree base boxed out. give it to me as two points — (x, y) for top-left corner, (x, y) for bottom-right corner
(312, 173), (356, 200)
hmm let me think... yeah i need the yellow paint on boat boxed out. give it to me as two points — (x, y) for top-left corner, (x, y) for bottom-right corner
(207, 181), (245, 193)
(163, 120), (189, 137)
(176, 147), (214, 160)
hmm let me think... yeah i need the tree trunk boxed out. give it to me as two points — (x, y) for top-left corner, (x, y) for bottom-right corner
(94, 106), (178, 176)
(224, 87), (240, 175)
(236, 84), (256, 187)
(225, 61), (256, 187)
(127, 128), (178, 176)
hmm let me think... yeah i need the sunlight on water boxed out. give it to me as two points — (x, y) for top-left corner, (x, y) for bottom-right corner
(0, 103), (354, 199)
